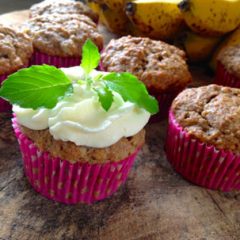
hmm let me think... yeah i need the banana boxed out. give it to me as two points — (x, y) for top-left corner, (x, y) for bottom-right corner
(209, 27), (240, 71)
(125, 0), (184, 40)
(178, 0), (240, 37)
(88, 2), (130, 35)
(96, 0), (125, 9)
(86, 1), (101, 14)
(183, 32), (221, 62)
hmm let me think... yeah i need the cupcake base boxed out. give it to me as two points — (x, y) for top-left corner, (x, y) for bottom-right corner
(214, 62), (240, 88)
(165, 111), (240, 192)
(31, 51), (81, 68)
(12, 119), (139, 204)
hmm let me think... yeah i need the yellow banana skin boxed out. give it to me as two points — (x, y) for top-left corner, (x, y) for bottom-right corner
(125, 0), (184, 40)
(179, 0), (240, 37)
(183, 32), (221, 62)
(87, 1), (130, 34)
(209, 27), (240, 71)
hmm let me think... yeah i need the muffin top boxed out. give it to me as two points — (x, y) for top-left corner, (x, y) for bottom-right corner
(172, 84), (240, 153)
(0, 25), (33, 75)
(218, 44), (240, 79)
(101, 36), (192, 93)
(30, 0), (98, 23)
(23, 14), (103, 57)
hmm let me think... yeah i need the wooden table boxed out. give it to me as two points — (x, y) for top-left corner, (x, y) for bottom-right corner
(0, 11), (239, 240)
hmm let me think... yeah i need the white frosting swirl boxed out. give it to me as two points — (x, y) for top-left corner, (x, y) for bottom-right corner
(13, 67), (150, 148)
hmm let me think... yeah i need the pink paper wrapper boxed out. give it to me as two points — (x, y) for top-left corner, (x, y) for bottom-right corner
(165, 111), (240, 192)
(149, 90), (181, 122)
(214, 62), (240, 88)
(31, 51), (81, 68)
(12, 119), (139, 204)
(99, 61), (181, 121)
(0, 74), (12, 112)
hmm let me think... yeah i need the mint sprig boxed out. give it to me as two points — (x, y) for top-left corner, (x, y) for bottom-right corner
(0, 65), (72, 109)
(103, 73), (158, 114)
(0, 39), (159, 115)
(80, 39), (100, 75)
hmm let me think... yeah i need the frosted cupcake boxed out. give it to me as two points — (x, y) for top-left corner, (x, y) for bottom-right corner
(0, 24), (33, 112)
(215, 44), (240, 88)
(101, 36), (192, 120)
(23, 14), (103, 67)
(165, 84), (240, 191)
(0, 40), (158, 204)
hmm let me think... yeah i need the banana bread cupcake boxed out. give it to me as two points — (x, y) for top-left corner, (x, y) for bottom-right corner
(0, 25), (33, 112)
(23, 14), (103, 67)
(165, 84), (240, 191)
(1, 40), (158, 204)
(100, 36), (192, 119)
(215, 44), (240, 88)
(30, 0), (98, 23)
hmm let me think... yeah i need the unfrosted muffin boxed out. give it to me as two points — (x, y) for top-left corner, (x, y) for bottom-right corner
(23, 14), (103, 67)
(101, 36), (192, 118)
(215, 44), (240, 88)
(165, 84), (240, 191)
(30, 0), (98, 23)
(0, 25), (33, 111)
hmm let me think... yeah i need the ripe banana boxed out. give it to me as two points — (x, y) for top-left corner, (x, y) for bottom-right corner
(209, 27), (240, 71)
(183, 32), (221, 62)
(178, 0), (240, 37)
(125, 0), (184, 40)
(86, 1), (101, 14)
(87, 2), (130, 35)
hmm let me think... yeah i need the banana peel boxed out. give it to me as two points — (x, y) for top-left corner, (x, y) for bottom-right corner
(87, 1), (130, 34)
(179, 0), (240, 37)
(125, 0), (184, 40)
(183, 32), (221, 62)
(209, 27), (240, 71)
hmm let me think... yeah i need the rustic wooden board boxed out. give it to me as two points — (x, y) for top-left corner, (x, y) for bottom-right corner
(0, 11), (239, 240)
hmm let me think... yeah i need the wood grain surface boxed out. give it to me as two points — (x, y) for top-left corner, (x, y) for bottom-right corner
(0, 11), (239, 240)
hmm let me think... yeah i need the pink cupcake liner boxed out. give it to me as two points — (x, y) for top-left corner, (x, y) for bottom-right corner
(149, 90), (181, 122)
(31, 51), (81, 68)
(0, 74), (12, 112)
(214, 62), (240, 88)
(165, 111), (240, 192)
(12, 118), (139, 204)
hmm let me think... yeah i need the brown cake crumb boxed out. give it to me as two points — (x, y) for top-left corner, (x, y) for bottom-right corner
(218, 44), (240, 79)
(101, 36), (192, 93)
(30, 0), (98, 23)
(23, 14), (103, 57)
(0, 25), (33, 75)
(172, 84), (240, 153)
(20, 125), (145, 164)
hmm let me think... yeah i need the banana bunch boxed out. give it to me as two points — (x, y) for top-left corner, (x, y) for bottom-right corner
(178, 0), (240, 37)
(125, 0), (184, 40)
(181, 32), (220, 62)
(86, 0), (130, 35)
(209, 27), (240, 71)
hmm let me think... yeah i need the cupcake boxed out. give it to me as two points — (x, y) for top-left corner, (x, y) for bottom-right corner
(215, 44), (240, 88)
(23, 14), (103, 67)
(165, 84), (240, 191)
(0, 25), (33, 112)
(0, 40), (158, 204)
(30, 0), (98, 23)
(100, 36), (192, 120)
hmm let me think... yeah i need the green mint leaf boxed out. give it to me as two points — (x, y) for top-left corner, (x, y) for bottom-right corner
(80, 39), (100, 74)
(95, 86), (114, 111)
(0, 65), (73, 109)
(103, 72), (159, 114)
